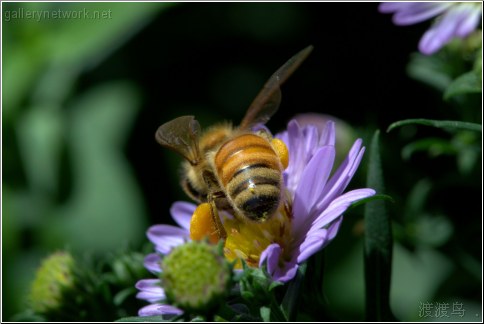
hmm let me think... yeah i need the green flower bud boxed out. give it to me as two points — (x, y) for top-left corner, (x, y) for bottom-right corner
(23, 249), (150, 321)
(237, 264), (277, 306)
(29, 251), (75, 314)
(161, 241), (232, 314)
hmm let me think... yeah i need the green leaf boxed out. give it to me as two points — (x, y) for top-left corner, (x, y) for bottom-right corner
(364, 130), (395, 321)
(401, 138), (456, 160)
(387, 119), (482, 133)
(443, 45), (482, 100)
(444, 70), (482, 100)
(406, 53), (453, 92)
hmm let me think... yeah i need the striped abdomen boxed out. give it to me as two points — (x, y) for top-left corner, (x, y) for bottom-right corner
(214, 133), (283, 222)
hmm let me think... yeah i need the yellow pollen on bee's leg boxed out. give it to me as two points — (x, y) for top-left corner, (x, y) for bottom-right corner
(271, 138), (289, 169)
(189, 203), (221, 244)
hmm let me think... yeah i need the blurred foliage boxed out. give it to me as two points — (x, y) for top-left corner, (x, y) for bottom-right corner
(3, 2), (170, 319)
(2, 2), (482, 322)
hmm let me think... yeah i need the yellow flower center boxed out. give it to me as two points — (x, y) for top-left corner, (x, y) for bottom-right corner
(223, 201), (292, 268)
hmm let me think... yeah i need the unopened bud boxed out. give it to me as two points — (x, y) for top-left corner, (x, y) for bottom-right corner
(161, 241), (232, 314)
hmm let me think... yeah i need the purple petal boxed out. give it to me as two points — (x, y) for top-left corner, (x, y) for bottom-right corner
(302, 125), (320, 158)
(170, 201), (196, 230)
(391, 3), (452, 25)
(419, 31), (441, 55)
(290, 115), (336, 149)
(293, 189), (374, 260)
(259, 243), (281, 275)
(347, 147), (366, 180)
(418, 4), (472, 55)
(379, 2), (415, 14)
(135, 279), (165, 303)
(136, 292), (164, 304)
(138, 303), (183, 317)
(319, 121), (336, 147)
(294, 145), (335, 215)
(136, 290), (166, 304)
(454, 4), (482, 37)
(135, 279), (162, 291)
(260, 243), (299, 282)
(147, 225), (189, 254)
(419, 28), (445, 55)
(378, 3), (451, 24)
(281, 120), (308, 193)
(144, 253), (162, 273)
(379, 2), (480, 55)
(312, 188), (375, 230)
(272, 262), (299, 282)
(283, 119), (301, 154)
(296, 228), (328, 263)
(292, 146), (336, 237)
(315, 139), (365, 212)
(326, 216), (343, 241)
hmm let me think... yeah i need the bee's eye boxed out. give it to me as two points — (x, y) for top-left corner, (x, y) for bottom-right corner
(181, 177), (206, 203)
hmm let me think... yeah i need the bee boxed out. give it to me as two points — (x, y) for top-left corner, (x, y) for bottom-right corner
(155, 46), (313, 238)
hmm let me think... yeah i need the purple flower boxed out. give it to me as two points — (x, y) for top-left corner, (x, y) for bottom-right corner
(259, 120), (374, 281)
(136, 119), (375, 315)
(379, 2), (482, 55)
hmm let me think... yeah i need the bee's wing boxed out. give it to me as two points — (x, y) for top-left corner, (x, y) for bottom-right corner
(239, 45), (313, 129)
(155, 115), (201, 165)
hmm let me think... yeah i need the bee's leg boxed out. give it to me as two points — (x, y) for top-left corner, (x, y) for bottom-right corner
(199, 171), (227, 241)
(208, 193), (227, 240)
